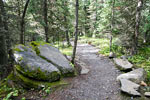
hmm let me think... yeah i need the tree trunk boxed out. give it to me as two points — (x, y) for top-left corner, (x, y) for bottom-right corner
(20, 0), (30, 44)
(44, 0), (49, 43)
(71, 0), (79, 64)
(64, 16), (71, 46)
(0, 0), (8, 66)
(84, 0), (90, 37)
(132, 0), (143, 55)
(92, 0), (98, 38)
(144, 30), (149, 43)
(110, 0), (115, 52)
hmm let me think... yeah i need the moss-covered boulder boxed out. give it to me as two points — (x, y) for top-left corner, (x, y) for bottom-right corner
(14, 45), (61, 82)
(38, 44), (75, 77)
(29, 41), (75, 77)
(14, 70), (67, 89)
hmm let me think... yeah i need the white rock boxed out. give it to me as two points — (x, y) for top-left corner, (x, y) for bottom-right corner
(120, 79), (141, 96)
(145, 92), (150, 97)
(113, 58), (133, 71)
(117, 68), (146, 83)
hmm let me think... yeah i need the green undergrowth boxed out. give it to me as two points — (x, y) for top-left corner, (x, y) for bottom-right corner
(128, 47), (150, 82)
(15, 65), (61, 82)
(0, 70), (67, 100)
(54, 44), (73, 56)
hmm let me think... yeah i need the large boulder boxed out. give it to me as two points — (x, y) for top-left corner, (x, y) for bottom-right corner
(37, 44), (74, 76)
(14, 45), (61, 82)
(117, 68), (146, 83)
(113, 58), (133, 71)
(120, 79), (141, 96)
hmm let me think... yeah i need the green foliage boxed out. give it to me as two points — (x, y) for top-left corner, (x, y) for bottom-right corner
(42, 86), (51, 94)
(54, 43), (73, 56)
(21, 97), (26, 100)
(0, 85), (20, 100)
(128, 47), (150, 82)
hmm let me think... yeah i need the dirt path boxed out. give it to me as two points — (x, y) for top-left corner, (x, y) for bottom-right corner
(44, 44), (126, 100)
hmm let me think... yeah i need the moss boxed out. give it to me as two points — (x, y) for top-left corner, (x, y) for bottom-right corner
(13, 48), (23, 52)
(29, 42), (41, 55)
(62, 71), (76, 77)
(15, 65), (61, 82)
(15, 70), (67, 89)
(29, 41), (55, 55)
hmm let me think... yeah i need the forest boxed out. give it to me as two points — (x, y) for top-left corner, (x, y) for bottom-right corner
(0, 0), (150, 99)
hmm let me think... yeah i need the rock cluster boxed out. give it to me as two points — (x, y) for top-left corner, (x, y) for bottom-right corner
(114, 56), (147, 96)
(13, 42), (75, 88)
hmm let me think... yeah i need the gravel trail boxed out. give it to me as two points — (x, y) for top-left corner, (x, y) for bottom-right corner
(44, 44), (125, 100)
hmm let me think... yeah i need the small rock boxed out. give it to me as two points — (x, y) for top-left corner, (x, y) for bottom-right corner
(120, 55), (128, 60)
(113, 58), (133, 71)
(120, 79), (141, 96)
(81, 68), (90, 75)
(117, 68), (146, 83)
(145, 92), (150, 97)
(109, 52), (115, 58)
(140, 81), (147, 86)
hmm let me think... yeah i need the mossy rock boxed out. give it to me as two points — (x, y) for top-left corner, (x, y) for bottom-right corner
(13, 45), (61, 82)
(37, 43), (75, 77)
(15, 65), (60, 82)
(14, 70), (68, 89)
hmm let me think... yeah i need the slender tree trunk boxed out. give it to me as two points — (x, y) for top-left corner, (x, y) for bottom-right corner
(84, 0), (90, 37)
(20, 0), (30, 44)
(0, 0), (8, 66)
(64, 16), (71, 46)
(71, 0), (79, 64)
(110, 0), (115, 52)
(144, 30), (149, 43)
(44, 0), (49, 43)
(92, 0), (98, 38)
(132, 0), (143, 55)
(0, 0), (11, 54)
(66, 29), (71, 46)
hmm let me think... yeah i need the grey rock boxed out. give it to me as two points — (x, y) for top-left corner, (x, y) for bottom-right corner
(120, 55), (128, 60)
(117, 68), (146, 83)
(113, 58), (133, 71)
(14, 45), (60, 82)
(144, 92), (150, 97)
(109, 52), (115, 58)
(78, 62), (90, 75)
(120, 79), (141, 96)
(38, 44), (74, 76)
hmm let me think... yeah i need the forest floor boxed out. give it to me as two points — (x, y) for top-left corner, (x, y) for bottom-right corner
(42, 43), (134, 100)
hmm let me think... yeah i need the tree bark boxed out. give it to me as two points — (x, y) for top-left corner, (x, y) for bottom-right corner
(64, 16), (71, 46)
(0, 0), (8, 66)
(20, 0), (30, 44)
(110, 0), (115, 52)
(44, 0), (49, 43)
(71, 0), (79, 64)
(0, 0), (14, 65)
(132, 0), (143, 55)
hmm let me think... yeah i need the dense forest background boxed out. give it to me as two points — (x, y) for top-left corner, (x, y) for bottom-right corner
(1, 0), (150, 99)
(0, 0), (150, 87)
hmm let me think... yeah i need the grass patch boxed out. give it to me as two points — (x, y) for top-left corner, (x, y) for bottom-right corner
(54, 44), (73, 56)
